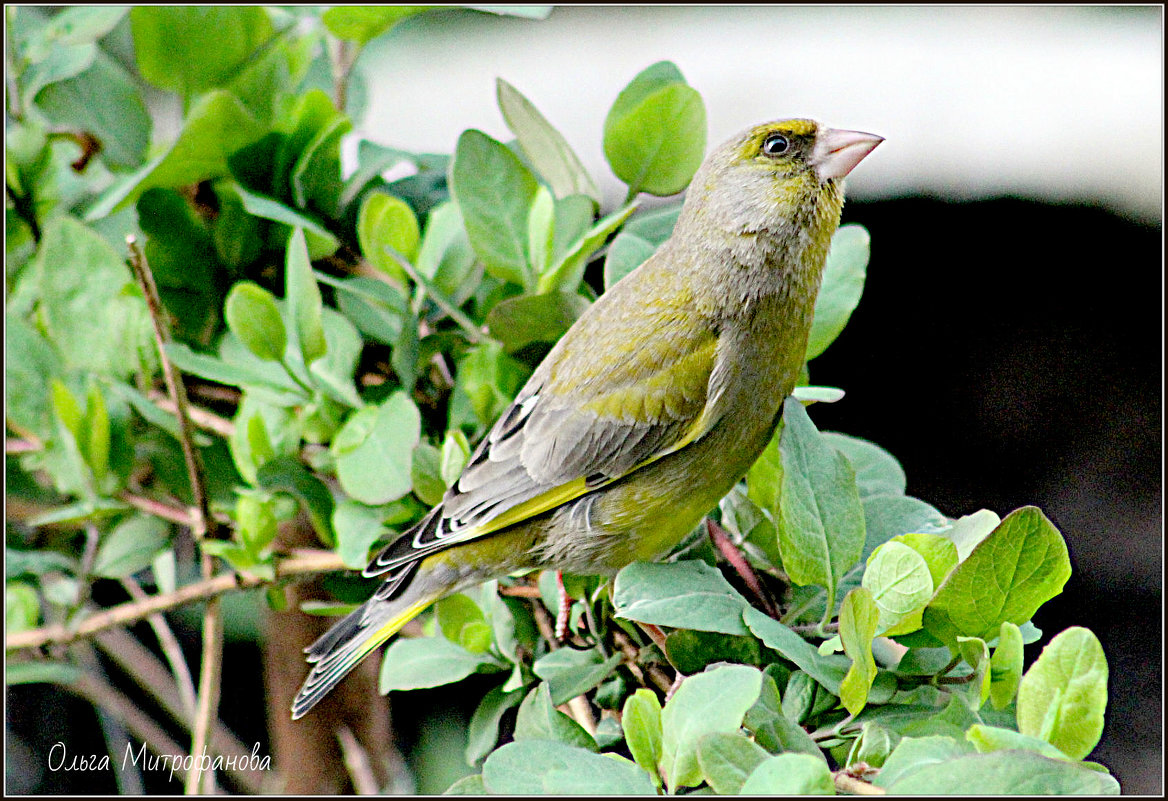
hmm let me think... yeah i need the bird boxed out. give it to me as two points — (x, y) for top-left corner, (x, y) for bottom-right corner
(292, 118), (882, 719)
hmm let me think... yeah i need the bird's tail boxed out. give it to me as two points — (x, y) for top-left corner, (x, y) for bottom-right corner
(290, 587), (439, 719)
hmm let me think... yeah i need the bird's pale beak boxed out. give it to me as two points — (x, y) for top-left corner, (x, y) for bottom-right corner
(812, 128), (884, 181)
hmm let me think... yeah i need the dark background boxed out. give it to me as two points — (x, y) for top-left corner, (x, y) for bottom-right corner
(7, 197), (1162, 794)
(814, 197), (1162, 794)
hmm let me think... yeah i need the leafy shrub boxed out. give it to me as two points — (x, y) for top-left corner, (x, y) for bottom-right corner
(5, 6), (1115, 795)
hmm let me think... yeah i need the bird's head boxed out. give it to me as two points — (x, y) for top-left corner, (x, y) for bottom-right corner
(682, 119), (883, 244)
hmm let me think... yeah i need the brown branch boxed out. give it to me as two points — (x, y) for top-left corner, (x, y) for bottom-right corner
(126, 236), (218, 543)
(336, 725), (379, 795)
(833, 770), (886, 795)
(120, 576), (197, 718)
(93, 628), (263, 794)
(5, 550), (346, 652)
(706, 518), (780, 617)
(530, 594), (598, 735)
(186, 598), (223, 794)
(611, 627), (674, 695)
(148, 391), (236, 438)
(68, 671), (189, 770)
(5, 437), (39, 454)
(118, 492), (197, 528)
(126, 236), (228, 795)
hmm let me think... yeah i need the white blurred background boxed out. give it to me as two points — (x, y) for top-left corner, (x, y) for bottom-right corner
(358, 6), (1162, 223)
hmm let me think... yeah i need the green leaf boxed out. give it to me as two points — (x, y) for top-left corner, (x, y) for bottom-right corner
(923, 507), (1071, 644)
(451, 341), (530, 429)
(955, 636), (993, 710)
(1016, 626), (1108, 760)
(466, 683), (524, 767)
(358, 192), (421, 283)
(485, 291), (590, 353)
(526, 184), (555, 278)
(4, 313), (64, 438)
(482, 740), (656, 795)
(872, 735), (975, 789)
(285, 228), (328, 365)
(130, 7), (273, 96)
(601, 202), (681, 289)
(35, 48), (150, 169)
(93, 514), (171, 578)
(435, 593), (492, 653)
(443, 774), (486, 795)
(823, 432), (906, 498)
(379, 634), (504, 693)
(622, 688), (663, 782)
(777, 397), (866, 616)
(415, 200), (478, 303)
(321, 6), (433, 46)
(6, 660), (82, 687)
(330, 499), (391, 569)
(884, 750), (1118, 795)
(944, 508), (1002, 562)
(743, 669), (823, 756)
(86, 90), (264, 218)
(533, 648), (622, 706)
(236, 493), (278, 555)
(225, 282), (286, 362)
(255, 456), (336, 545)
(81, 382), (110, 486)
(966, 724), (1075, 762)
(664, 629), (761, 674)
(440, 430), (471, 488)
(805, 224), (870, 360)
(862, 541), (934, 635)
(331, 393), (422, 505)
(6, 583), (40, 634)
(30, 217), (150, 379)
(513, 683), (597, 751)
(989, 621), (1025, 710)
(497, 78), (601, 203)
(536, 202), (637, 294)
(695, 732), (770, 794)
(660, 665), (763, 790)
(234, 186), (340, 258)
(603, 61), (707, 197)
(323, 274), (409, 347)
(451, 129), (539, 289)
(739, 753), (835, 795)
(839, 587), (880, 715)
(742, 607), (849, 693)
(410, 442), (446, 506)
(613, 560), (751, 636)
(890, 532), (959, 591)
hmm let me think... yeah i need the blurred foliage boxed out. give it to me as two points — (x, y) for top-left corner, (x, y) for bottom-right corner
(5, 5), (1115, 795)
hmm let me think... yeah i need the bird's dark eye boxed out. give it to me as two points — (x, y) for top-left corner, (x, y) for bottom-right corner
(762, 134), (790, 156)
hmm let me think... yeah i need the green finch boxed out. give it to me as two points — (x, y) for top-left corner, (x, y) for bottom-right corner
(293, 119), (882, 718)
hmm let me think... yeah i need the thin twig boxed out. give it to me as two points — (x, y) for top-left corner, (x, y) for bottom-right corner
(5, 437), (39, 454)
(120, 576), (198, 718)
(531, 596), (599, 735)
(336, 725), (379, 795)
(118, 492), (197, 528)
(5, 549), (345, 651)
(127, 235), (225, 795)
(388, 248), (486, 344)
(611, 627), (674, 695)
(68, 671), (190, 771)
(499, 585), (542, 598)
(186, 598), (223, 794)
(148, 391), (236, 438)
(706, 518), (780, 617)
(92, 628), (264, 794)
(126, 236), (218, 544)
(833, 770), (886, 795)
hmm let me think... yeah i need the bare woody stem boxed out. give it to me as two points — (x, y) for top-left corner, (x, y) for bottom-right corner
(4, 550), (346, 652)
